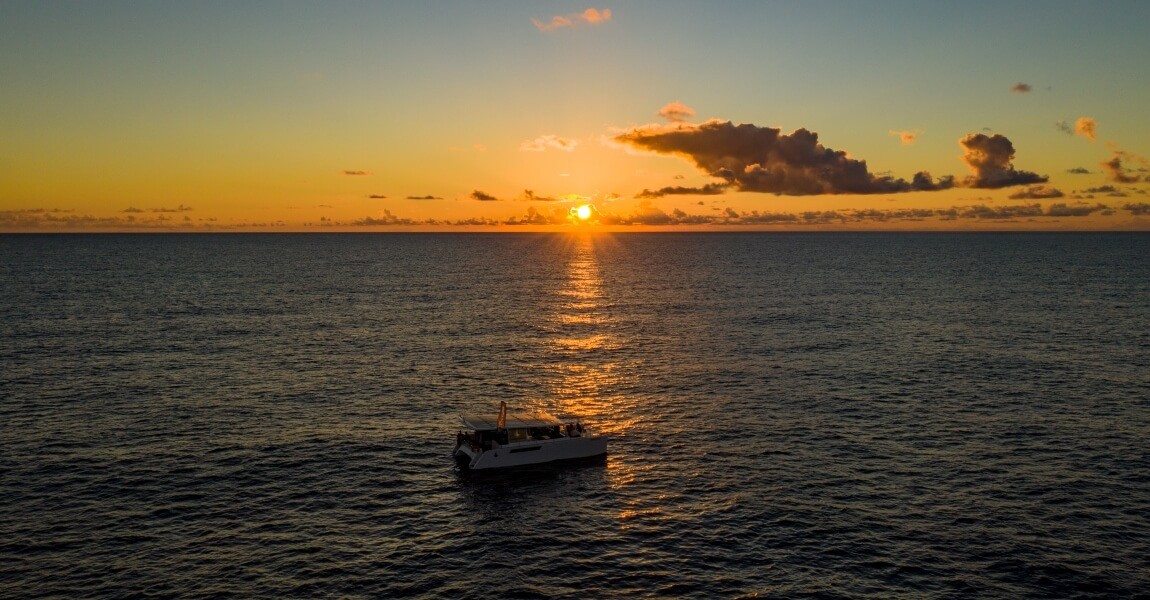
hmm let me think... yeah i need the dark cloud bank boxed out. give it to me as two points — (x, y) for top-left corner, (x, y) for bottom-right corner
(616, 120), (1046, 198)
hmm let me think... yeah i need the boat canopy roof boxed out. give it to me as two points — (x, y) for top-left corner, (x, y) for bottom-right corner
(460, 410), (578, 431)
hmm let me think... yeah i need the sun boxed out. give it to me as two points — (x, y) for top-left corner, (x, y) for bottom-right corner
(575, 204), (593, 221)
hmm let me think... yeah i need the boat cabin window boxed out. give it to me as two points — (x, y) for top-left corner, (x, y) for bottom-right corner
(477, 430), (508, 446)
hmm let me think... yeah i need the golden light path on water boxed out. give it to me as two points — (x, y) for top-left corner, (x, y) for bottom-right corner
(532, 233), (655, 525)
(545, 234), (623, 420)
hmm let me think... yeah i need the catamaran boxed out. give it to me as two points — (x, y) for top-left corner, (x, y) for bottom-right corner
(453, 401), (607, 470)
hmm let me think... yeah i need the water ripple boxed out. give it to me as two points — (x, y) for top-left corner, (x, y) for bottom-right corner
(2, 233), (1149, 598)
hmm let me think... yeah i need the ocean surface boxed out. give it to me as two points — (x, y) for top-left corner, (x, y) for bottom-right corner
(2, 232), (1149, 599)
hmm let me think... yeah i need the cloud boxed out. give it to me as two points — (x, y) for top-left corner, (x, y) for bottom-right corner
(0, 208), (212, 230)
(1082, 185), (1120, 194)
(613, 118), (953, 195)
(1056, 117), (1097, 141)
(658, 102), (696, 123)
(1101, 149), (1147, 183)
(1072, 185), (1129, 198)
(1075, 117), (1098, 141)
(590, 201), (680, 226)
(958, 204), (1044, 219)
(453, 217), (501, 226)
(351, 210), (415, 226)
(343, 170), (370, 176)
(522, 198), (1131, 227)
(470, 190), (499, 201)
(618, 199), (675, 225)
(889, 129), (922, 145)
(736, 211), (802, 224)
(368, 194), (388, 199)
(520, 134), (577, 152)
(334, 197), (1131, 230)
(535, 15), (573, 30)
(636, 182), (730, 199)
(943, 202), (1102, 219)
(913, 171), (956, 191)
(1067, 167), (1091, 174)
(533, 7), (612, 31)
(1008, 185), (1064, 200)
(958, 133), (1047, 188)
(1011, 82), (1033, 93)
(1045, 203), (1106, 217)
(580, 7), (611, 23)
(406, 195), (443, 200)
(504, 206), (579, 225)
(2, 208), (74, 216)
(150, 204), (193, 213)
(505, 206), (553, 225)
(520, 189), (560, 202)
(122, 207), (144, 213)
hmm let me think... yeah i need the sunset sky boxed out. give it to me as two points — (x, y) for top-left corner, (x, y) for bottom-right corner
(3, 1), (1149, 231)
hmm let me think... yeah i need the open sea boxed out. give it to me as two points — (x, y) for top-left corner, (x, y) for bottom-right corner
(2, 232), (1149, 599)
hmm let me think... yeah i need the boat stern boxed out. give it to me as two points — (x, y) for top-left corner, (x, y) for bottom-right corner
(453, 443), (478, 469)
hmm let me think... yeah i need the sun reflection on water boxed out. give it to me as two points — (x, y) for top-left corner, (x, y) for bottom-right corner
(536, 235), (636, 434)
(532, 234), (644, 518)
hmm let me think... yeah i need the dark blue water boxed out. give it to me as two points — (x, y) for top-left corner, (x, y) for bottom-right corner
(2, 233), (1149, 598)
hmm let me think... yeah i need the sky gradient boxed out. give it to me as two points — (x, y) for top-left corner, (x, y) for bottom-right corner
(3, 1), (1149, 231)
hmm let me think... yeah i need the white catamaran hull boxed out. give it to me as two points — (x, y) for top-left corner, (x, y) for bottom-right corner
(454, 403), (607, 470)
(454, 436), (607, 470)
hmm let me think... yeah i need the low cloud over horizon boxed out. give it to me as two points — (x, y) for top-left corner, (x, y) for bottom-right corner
(1008, 185), (1064, 200)
(9, 197), (1149, 231)
(122, 204), (193, 213)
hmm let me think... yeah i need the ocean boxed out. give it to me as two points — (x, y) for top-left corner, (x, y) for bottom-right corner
(2, 232), (1149, 598)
